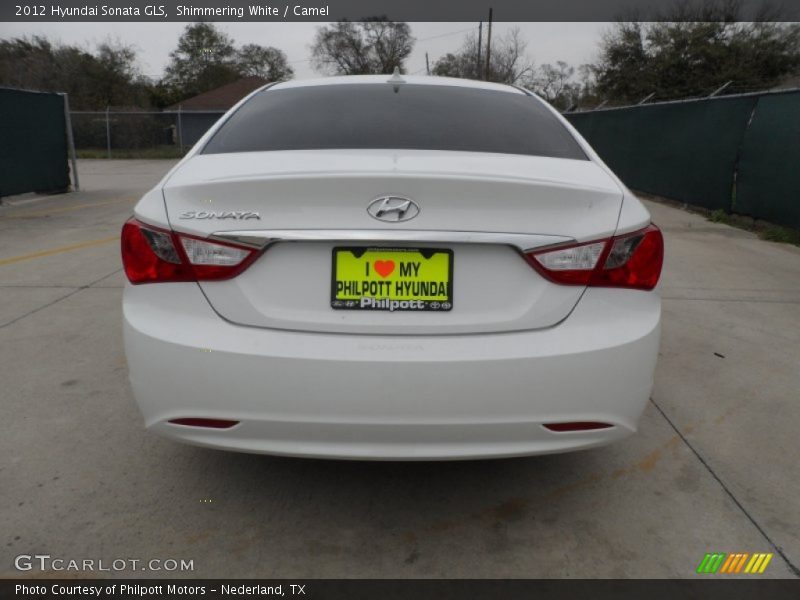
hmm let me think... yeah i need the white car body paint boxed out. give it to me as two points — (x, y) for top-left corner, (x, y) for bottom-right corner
(123, 75), (661, 460)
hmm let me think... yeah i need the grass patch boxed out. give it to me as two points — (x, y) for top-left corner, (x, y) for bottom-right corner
(77, 146), (187, 159)
(635, 191), (800, 248)
(760, 226), (800, 245)
(708, 209), (728, 223)
(706, 209), (800, 247)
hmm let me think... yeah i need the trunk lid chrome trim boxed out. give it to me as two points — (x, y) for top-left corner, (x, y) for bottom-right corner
(210, 229), (573, 253)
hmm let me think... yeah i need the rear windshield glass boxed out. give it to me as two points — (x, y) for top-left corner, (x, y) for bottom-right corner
(202, 83), (587, 160)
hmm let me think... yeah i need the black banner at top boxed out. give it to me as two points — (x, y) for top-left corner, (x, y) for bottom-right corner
(2, 0), (799, 22)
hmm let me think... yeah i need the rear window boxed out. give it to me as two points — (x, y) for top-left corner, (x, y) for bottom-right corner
(202, 83), (587, 160)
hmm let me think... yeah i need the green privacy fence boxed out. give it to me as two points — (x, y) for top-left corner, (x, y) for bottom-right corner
(0, 87), (70, 197)
(734, 93), (800, 229)
(565, 90), (800, 229)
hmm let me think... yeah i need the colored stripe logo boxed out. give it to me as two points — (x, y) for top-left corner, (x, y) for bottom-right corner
(697, 552), (773, 574)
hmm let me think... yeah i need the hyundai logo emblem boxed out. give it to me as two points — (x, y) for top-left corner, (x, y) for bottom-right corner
(367, 196), (420, 223)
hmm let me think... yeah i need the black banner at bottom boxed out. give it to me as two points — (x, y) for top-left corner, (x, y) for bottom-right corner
(3, 579), (800, 600)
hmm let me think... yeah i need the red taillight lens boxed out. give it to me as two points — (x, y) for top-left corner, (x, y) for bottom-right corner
(121, 219), (194, 284)
(591, 225), (664, 290)
(121, 218), (257, 284)
(526, 224), (663, 291)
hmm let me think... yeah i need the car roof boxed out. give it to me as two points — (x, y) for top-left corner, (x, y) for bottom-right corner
(268, 74), (526, 95)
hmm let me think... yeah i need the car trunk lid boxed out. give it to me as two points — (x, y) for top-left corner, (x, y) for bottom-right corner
(162, 150), (623, 334)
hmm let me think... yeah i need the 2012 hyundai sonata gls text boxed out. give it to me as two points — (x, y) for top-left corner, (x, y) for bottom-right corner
(122, 74), (663, 460)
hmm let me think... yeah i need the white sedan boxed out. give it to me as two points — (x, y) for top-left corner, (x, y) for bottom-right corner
(121, 74), (663, 460)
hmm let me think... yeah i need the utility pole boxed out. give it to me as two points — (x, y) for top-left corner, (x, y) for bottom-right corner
(425, 53), (430, 75)
(484, 8), (493, 81)
(60, 93), (79, 191)
(476, 21), (483, 79)
(177, 105), (184, 153)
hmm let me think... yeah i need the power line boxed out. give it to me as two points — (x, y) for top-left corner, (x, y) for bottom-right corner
(416, 26), (478, 43)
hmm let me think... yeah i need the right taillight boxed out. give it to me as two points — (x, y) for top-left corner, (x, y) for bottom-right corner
(526, 224), (663, 291)
(121, 218), (258, 284)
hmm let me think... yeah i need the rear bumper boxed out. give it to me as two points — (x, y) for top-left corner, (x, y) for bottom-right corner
(123, 283), (660, 460)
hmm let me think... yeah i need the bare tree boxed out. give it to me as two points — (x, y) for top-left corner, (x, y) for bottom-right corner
(523, 61), (582, 108)
(311, 18), (414, 75)
(432, 28), (533, 84)
(490, 28), (534, 84)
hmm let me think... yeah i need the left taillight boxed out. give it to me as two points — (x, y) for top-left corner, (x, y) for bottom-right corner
(121, 218), (257, 284)
(525, 224), (664, 291)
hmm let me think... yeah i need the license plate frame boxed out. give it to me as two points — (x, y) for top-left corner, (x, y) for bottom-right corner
(331, 246), (454, 311)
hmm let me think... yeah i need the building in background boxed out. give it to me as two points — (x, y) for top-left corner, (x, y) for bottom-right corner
(165, 75), (269, 146)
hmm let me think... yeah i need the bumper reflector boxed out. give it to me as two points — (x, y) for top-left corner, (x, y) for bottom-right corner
(544, 421), (614, 432)
(168, 418), (240, 429)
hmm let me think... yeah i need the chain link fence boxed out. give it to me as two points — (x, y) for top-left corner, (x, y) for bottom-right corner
(70, 109), (225, 158)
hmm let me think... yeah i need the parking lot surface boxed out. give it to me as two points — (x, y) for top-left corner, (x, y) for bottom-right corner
(1, 160), (799, 578)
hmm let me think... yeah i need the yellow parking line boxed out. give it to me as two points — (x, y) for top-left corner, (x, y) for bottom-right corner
(0, 236), (119, 266)
(0, 197), (135, 219)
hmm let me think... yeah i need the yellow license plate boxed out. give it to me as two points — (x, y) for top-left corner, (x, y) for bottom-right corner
(331, 247), (453, 311)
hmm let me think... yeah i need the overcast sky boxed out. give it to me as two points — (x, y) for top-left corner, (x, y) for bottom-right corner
(0, 22), (607, 79)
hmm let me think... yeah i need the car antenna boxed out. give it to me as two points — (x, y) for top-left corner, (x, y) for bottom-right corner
(387, 66), (405, 92)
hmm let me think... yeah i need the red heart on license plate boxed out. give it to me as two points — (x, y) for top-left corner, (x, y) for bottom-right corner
(374, 260), (395, 278)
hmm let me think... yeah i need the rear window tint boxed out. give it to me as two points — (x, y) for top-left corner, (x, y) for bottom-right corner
(202, 83), (587, 160)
